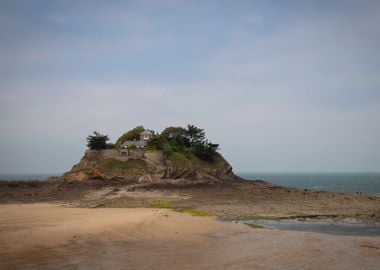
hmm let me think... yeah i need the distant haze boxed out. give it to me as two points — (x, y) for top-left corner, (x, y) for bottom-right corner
(0, 1), (379, 173)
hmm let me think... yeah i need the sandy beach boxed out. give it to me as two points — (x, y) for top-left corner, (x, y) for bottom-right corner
(0, 203), (379, 270)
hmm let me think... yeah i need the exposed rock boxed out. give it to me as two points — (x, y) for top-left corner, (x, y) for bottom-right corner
(64, 171), (90, 182)
(63, 149), (238, 182)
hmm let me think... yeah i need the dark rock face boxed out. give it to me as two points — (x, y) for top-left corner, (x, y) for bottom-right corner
(161, 159), (236, 180)
(63, 150), (238, 182)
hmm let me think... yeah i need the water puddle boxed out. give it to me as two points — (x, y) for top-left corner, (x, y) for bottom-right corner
(243, 219), (380, 237)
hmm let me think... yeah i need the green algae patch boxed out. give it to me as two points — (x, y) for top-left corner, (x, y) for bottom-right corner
(150, 200), (174, 209)
(176, 209), (211, 217)
(245, 223), (264, 229)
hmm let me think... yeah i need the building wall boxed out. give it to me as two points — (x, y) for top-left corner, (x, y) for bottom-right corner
(140, 134), (153, 141)
(144, 150), (164, 165)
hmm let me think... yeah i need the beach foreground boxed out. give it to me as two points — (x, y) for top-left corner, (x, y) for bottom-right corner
(0, 204), (379, 270)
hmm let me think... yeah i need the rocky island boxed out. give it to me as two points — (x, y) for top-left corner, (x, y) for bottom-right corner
(64, 125), (237, 182)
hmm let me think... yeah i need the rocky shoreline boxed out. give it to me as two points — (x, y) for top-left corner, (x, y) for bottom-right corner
(1, 177), (379, 224)
(1, 174), (380, 269)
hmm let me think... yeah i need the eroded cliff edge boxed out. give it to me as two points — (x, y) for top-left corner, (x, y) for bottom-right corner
(63, 149), (238, 182)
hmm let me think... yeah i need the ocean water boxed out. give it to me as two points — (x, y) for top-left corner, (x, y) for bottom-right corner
(1, 172), (380, 195)
(237, 172), (380, 195)
(0, 173), (61, 181)
(243, 219), (380, 236)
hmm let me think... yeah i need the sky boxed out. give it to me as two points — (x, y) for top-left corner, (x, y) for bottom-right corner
(0, 0), (379, 173)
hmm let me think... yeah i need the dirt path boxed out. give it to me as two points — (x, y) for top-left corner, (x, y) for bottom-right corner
(0, 204), (379, 270)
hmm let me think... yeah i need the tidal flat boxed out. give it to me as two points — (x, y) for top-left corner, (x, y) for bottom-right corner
(1, 203), (380, 270)
(1, 178), (380, 269)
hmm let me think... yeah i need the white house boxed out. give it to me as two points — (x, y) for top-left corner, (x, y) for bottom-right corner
(121, 129), (155, 148)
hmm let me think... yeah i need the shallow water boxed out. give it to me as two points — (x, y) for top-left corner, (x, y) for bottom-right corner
(243, 219), (380, 237)
(238, 172), (380, 194)
(0, 173), (60, 180)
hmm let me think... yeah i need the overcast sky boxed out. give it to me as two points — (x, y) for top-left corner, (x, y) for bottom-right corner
(0, 0), (379, 174)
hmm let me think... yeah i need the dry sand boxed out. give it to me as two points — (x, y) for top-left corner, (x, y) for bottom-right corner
(0, 204), (379, 270)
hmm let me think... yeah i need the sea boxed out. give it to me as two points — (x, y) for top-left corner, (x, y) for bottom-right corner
(1, 172), (380, 195)
(0, 173), (60, 181)
(237, 172), (380, 195)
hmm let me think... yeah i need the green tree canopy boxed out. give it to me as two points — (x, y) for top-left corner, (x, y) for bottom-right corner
(86, 131), (110, 150)
(161, 126), (190, 147)
(186, 124), (205, 145)
(115, 126), (145, 147)
(146, 124), (219, 162)
(161, 126), (187, 138)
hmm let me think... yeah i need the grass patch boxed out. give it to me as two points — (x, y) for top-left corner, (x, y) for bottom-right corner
(245, 223), (264, 229)
(150, 200), (174, 209)
(176, 208), (211, 217)
(167, 152), (189, 167)
(101, 158), (148, 171)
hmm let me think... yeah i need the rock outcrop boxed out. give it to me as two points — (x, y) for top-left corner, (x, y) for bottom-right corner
(63, 149), (238, 182)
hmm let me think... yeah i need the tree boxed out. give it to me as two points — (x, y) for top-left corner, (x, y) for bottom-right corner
(86, 131), (110, 150)
(161, 126), (190, 147)
(186, 124), (205, 146)
(193, 140), (219, 162)
(146, 136), (165, 150)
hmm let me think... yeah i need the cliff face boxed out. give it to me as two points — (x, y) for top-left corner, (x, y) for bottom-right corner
(63, 149), (238, 182)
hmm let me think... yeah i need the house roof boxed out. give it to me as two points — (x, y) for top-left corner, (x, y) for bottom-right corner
(140, 129), (154, 135)
(121, 140), (147, 147)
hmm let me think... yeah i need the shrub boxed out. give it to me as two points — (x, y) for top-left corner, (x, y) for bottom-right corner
(192, 142), (218, 162)
(168, 152), (188, 167)
(145, 136), (165, 150)
(162, 143), (174, 157)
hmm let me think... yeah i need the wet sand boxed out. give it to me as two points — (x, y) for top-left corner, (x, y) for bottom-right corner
(0, 204), (379, 270)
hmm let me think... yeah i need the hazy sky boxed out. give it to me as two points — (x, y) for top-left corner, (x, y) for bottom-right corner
(1, 0), (379, 173)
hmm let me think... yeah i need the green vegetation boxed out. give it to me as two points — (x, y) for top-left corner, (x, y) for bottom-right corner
(146, 124), (219, 163)
(101, 158), (148, 171)
(167, 152), (188, 167)
(150, 200), (174, 209)
(86, 131), (112, 150)
(115, 126), (145, 148)
(245, 223), (264, 229)
(85, 124), (221, 164)
(176, 209), (211, 217)
(149, 202), (211, 216)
